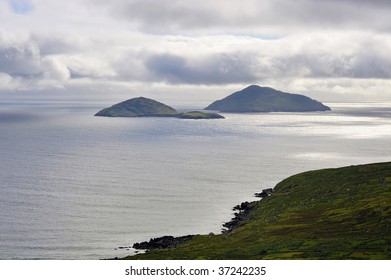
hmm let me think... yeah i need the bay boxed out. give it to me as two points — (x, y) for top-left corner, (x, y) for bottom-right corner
(0, 100), (390, 259)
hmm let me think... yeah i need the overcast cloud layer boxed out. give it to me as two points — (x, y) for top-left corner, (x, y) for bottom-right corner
(1, 0), (391, 101)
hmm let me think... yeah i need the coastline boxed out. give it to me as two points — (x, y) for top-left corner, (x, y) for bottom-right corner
(117, 161), (391, 260)
(117, 189), (272, 256)
(111, 193), (268, 259)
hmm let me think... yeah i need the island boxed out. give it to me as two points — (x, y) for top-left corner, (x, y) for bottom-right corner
(94, 97), (178, 117)
(178, 111), (224, 119)
(121, 161), (391, 260)
(205, 85), (331, 112)
(94, 97), (224, 119)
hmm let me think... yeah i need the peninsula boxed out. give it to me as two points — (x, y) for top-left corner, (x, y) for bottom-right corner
(95, 97), (224, 119)
(205, 85), (331, 112)
(123, 161), (391, 260)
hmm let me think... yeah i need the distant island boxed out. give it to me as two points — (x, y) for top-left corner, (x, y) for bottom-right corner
(179, 111), (224, 119)
(94, 97), (224, 119)
(205, 85), (331, 112)
(95, 86), (331, 119)
(95, 97), (178, 117)
(121, 161), (391, 260)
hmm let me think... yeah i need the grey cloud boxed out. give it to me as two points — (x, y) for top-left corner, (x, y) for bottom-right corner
(90, 0), (391, 33)
(329, 0), (391, 7)
(263, 56), (391, 81)
(0, 33), (115, 89)
(138, 34), (391, 85)
(0, 42), (41, 77)
(115, 0), (221, 32)
(145, 54), (186, 83)
(36, 37), (81, 56)
(144, 52), (259, 85)
(87, 0), (230, 33)
(0, 34), (73, 89)
(277, 53), (389, 79)
(349, 53), (391, 79)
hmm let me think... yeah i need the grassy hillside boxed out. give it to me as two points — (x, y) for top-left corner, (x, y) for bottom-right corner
(125, 162), (391, 260)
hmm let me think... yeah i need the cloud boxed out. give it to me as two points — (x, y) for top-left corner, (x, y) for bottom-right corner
(0, 31), (119, 89)
(270, 35), (391, 80)
(138, 32), (391, 84)
(90, 0), (391, 34)
(1, 0), (391, 101)
(144, 52), (258, 85)
(0, 32), (76, 89)
(0, 33), (41, 77)
(1, 29), (391, 92)
(42, 56), (70, 81)
(0, 72), (13, 89)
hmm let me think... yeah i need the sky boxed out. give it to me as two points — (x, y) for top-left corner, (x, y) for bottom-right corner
(1, 0), (391, 102)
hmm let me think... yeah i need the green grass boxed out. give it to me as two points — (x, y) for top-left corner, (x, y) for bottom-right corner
(178, 111), (224, 119)
(124, 162), (391, 260)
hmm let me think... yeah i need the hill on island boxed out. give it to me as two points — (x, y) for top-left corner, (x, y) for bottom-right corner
(124, 162), (391, 260)
(95, 97), (178, 117)
(205, 85), (331, 112)
(94, 97), (224, 119)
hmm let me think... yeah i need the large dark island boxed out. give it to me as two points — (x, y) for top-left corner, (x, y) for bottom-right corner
(205, 85), (331, 112)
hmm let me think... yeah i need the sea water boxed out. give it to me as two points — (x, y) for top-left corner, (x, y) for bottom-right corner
(0, 100), (390, 259)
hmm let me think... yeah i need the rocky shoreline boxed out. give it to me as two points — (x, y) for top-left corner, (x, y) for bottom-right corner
(116, 162), (391, 260)
(222, 188), (275, 232)
(122, 188), (274, 257)
(133, 235), (198, 250)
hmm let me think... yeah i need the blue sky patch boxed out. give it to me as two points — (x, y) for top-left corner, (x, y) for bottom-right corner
(9, 0), (34, 15)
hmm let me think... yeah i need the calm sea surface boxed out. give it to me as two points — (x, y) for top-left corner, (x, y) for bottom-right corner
(0, 100), (390, 259)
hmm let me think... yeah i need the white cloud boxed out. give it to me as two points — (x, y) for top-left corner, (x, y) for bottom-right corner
(42, 56), (70, 81)
(0, 72), (13, 89)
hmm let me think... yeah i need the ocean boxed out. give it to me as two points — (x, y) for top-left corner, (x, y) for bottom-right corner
(0, 100), (390, 259)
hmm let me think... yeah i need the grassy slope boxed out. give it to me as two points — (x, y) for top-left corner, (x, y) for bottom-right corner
(125, 162), (391, 260)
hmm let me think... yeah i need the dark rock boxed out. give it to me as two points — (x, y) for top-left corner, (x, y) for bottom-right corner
(254, 188), (274, 198)
(133, 235), (197, 250)
(223, 201), (259, 232)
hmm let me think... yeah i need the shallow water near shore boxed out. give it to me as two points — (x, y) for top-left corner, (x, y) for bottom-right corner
(0, 100), (390, 259)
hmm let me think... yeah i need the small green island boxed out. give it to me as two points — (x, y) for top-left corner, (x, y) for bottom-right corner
(179, 111), (224, 119)
(94, 97), (224, 119)
(121, 162), (391, 260)
(205, 85), (331, 112)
